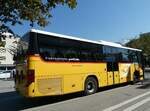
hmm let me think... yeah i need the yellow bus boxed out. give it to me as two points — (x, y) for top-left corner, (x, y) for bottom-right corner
(15, 29), (144, 97)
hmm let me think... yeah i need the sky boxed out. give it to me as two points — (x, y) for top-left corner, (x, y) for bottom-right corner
(9, 0), (150, 43)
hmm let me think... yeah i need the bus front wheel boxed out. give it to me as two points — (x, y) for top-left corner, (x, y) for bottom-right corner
(84, 77), (98, 95)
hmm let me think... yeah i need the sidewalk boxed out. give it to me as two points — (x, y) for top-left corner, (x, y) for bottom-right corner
(0, 80), (14, 93)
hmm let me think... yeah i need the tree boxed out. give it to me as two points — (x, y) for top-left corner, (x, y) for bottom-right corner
(126, 33), (150, 56)
(126, 33), (150, 67)
(0, 0), (77, 34)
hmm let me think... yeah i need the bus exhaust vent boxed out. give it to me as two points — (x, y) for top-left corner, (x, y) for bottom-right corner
(37, 78), (62, 95)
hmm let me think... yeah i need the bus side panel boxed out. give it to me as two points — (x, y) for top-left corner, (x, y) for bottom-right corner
(63, 63), (107, 94)
(33, 61), (84, 96)
(63, 74), (83, 94)
(33, 61), (63, 97)
(98, 64), (108, 87)
(31, 56), (108, 96)
(129, 64), (135, 81)
(34, 75), (63, 96)
(114, 71), (120, 84)
(119, 63), (131, 83)
(107, 72), (114, 85)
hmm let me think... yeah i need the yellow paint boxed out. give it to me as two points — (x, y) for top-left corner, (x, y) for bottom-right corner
(119, 63), (131, 78)
(114, 71), (119, 84)
(107, 72), (113, 85)
(15, 56), (144, 97)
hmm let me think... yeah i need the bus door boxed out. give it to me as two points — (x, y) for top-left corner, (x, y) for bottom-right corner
(107, 62), (119, 85)
(113, 62), (119, 84)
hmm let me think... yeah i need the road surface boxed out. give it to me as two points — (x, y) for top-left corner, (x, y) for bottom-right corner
(0, 71), (150, 111)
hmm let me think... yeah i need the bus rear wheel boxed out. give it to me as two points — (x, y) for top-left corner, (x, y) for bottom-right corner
(84, 77), (98, 95)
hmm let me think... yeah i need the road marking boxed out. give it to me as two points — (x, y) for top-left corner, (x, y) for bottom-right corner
(103, 91), (150, 111)
(123, 96), (150, 111)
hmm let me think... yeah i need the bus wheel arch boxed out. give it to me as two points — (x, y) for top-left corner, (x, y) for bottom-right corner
(84, 75), (98, 95)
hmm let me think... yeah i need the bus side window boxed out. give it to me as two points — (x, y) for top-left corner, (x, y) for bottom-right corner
(55, 49), (63, 58)
(132, 52), (138, 62)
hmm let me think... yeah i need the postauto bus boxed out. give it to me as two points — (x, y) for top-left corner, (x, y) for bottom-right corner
(15, 29), (144, 97)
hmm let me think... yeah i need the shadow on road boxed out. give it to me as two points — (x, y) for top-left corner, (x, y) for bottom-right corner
(136, 79), (150, 89)
(0, 91), (84, 111)
(0, 84), (130, 111)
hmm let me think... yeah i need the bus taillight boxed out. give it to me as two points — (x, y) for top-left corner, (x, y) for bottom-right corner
(27, 69), (35, 86)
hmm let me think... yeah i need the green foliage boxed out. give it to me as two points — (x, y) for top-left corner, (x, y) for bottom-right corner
(126, 33), (150, 56)
(0, 41), (5, 47)
(126, 33), (150, 66)
(0, 0), (77, 33)
(0, 35), (6, 47)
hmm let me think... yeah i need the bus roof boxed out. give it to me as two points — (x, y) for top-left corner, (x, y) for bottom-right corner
(29, 29), (142, 52)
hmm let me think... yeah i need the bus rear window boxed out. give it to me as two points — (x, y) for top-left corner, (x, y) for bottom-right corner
(15, 34), (29, 62)
(15, 32), (38, 62)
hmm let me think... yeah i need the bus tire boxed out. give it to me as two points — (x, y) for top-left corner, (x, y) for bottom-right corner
(84, 77), (98, 95)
